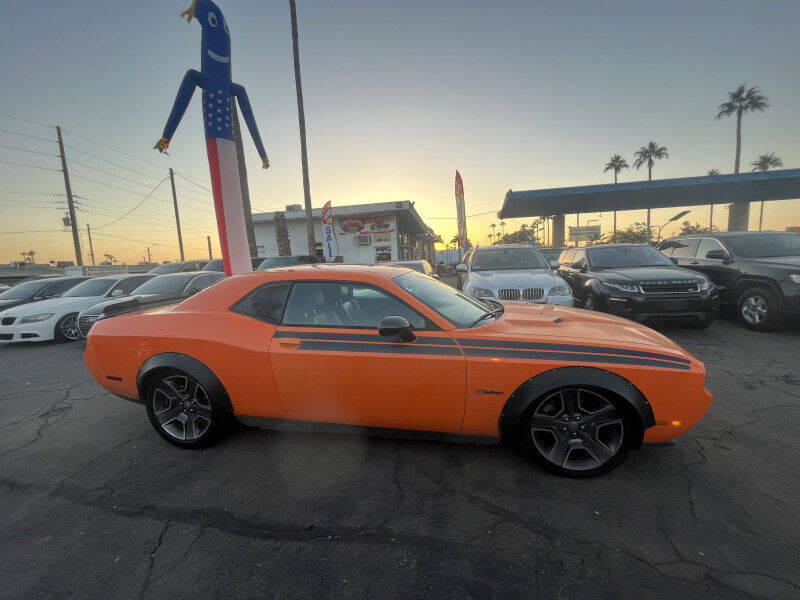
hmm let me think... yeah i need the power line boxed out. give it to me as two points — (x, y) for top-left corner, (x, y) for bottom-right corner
(91, 230), (207, 251)
(92, 175), (168, 229)
(0, 113), (53, 128)
(0, 159), (61, 172)
(0, 128), (56, 143)
(0, 143), (59, 157)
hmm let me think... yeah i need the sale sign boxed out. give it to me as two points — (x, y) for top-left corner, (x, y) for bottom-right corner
(321, 201), (336, 262)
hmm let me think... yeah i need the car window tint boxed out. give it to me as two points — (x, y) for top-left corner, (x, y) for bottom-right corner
(282, 281), (426, 329)
(696, 238), (725, 259)
(37, 278), (83, 297)
(113, 276), (151, 295)
(572, 249), (586, 267)
(671, 238), (700, 257)
(233, 282), (292, 323)
(560, 249), (574, 264)
(659, 244), (674, 256)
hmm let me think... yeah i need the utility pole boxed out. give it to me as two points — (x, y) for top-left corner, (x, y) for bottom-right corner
(147, 247), (151, 263)
(231, 103), (258, 257)
(168, 168), (185, 261)
(56, 126), (82, 266)
(290, 0), (316, 255)
(86, 223), (96, 266)
(207, 235), (213, 259)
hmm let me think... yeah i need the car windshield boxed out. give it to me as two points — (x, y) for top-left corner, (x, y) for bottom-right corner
(394, 272), (492, 328)
(471, 247), (548, 271)
(538, 248), (563, 261)
(588, 246), (673, 269)
(0, 279), (54, 299)
(62, 278), (116, 297)
(723, 232), (800, 258)
(390, 261), (424, 273)
(131, 274), (196, 295)
(202, 259), (224, 272)
(149, 263), (183, 274)
(258, 257), (299, 269)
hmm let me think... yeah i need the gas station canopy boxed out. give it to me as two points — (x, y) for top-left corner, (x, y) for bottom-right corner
(498, 168), (800, 219)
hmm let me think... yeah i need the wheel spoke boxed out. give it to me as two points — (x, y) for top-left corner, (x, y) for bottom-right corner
(580, 405), (616, 427)
(577, 431), (613, 463)
(155, 402), (183, 426)
(155, 384), (178, 401)
(183, 413), (197, 440)
(194, 403), (212, 420)
(548, 432), (572, 467)
(560, 389), (577, 418)
(186, 379), (199, 401)
(530, 414), (563, 431)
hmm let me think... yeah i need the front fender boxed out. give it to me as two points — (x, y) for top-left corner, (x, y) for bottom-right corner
(498, 366), (654, 447)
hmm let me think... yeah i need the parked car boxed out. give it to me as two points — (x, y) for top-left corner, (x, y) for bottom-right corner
(386, 260), (439, 279)
(84, 264), (711, 477)
(457, 245), (573, 306)
(202, 257), (267, 272)
(537, 246), (567, 270)
(149, 260), (208, 274)
(256, 255), (324, 270)
(0, 274), (152, 343)
(0, 276), (89, 312)
(0, 284), (9, 293)
(659, 231), (800, 331)
(557, 244), (719, 328)
(77, 272), (225, 337)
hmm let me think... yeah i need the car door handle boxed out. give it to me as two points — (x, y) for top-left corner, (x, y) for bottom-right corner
(277, 338), (300, 349)
(689, 261), (699, 265)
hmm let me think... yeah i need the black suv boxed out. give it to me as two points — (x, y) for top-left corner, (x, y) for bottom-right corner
(557, 244), (719, 328)
(659, 231), (800, 331)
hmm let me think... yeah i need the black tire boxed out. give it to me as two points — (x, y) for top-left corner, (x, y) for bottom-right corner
(519, 387), (636, 478)
(583, 292), (600, 312)
(737, 286), (783, 331)
(144, 369), (232, 448)
(54, 313), (80, 342)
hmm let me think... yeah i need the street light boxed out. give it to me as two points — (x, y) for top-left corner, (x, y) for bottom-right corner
(655, 210), (691, 242)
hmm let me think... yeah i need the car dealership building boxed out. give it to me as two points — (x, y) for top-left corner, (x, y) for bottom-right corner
(252, 201), (439, 264)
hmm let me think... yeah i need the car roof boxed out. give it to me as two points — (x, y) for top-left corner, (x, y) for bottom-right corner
(583, 243), (650, 249)
(667, 230), (786, 240)
(474, 244), (537, 251)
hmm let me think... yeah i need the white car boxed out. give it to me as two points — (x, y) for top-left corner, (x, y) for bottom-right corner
(0, 274), (153, 343)
(457, 244), (573, 306)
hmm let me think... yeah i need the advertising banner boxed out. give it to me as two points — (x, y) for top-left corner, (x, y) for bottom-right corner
(455, 171), (468, 258)
(337, 214), (395, 236)
(569, 225), (602, 242)
(321, 201), (336, 262)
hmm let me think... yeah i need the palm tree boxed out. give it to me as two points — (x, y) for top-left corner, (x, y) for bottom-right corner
(274, 211), (292, 256)
(633, 141), (669, 241)
(751, 153), (783, 230)
(499, 220), (506, 236)
(707, 168), (720, 176)
(103, 253), (115, 265)
(751, 152), (783, 172)
(603, 154), (629, 184)
(716, 84), (768, 231)
(604, 154), (629, 233)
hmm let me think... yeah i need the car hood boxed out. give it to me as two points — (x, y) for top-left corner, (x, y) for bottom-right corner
(81, 293), (182, 317)
(469, 269), (557, 288)
(747, 256), (800, 268)
(596, 266), (703, 283)
(2, 295), (106, 317)
(0, 298), (33, 312)
(470, 302), (690, 358)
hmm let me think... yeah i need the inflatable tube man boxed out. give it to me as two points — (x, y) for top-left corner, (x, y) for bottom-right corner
(155, 0), (269, 275)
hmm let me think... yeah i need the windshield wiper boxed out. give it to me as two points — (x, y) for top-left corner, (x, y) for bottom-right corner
(468, 308), (503, 328)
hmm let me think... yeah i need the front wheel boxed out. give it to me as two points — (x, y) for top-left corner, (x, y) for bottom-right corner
(54, 313), (80, 342)
(145, 371), (231, 448)
(520, 387), (634, 477)
(737, 286), (782, 331)
(583, 292), (600, 311)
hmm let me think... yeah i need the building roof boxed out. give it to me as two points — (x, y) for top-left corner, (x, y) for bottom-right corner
(498, 168), (800, 218)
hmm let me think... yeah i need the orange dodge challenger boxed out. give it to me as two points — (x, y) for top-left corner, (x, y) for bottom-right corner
(85, 264), (712, 477)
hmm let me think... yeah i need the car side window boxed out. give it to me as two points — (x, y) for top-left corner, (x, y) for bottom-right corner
(658, 243), (675, 256)
(282, 281), (427, 329)
(110, 278), (145, 296)
(232, 282), (292, 323)
(672, 238), (700, 258)
(559, 249), (575, 265)
(36, 278), (82, 298)
(572, 249), (586, 268)
(696, 238), (725, 259)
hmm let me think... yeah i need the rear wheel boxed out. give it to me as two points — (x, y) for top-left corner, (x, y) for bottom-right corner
(737, 286), (782, 331)
(54, 313), (80, 342)
(520, 387), (634, 477)
(145, 371), (230, 448)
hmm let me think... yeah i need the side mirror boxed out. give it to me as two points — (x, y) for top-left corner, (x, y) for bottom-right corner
(705, 249), (731, 263)
(455, 264), (467, 273)
(549, 260), (560, 270)
(572, 261), (587, 272)
(110, 289), (124, 297)
(378, 315), (416, 343)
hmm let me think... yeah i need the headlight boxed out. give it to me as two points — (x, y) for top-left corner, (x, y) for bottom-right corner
(604, 281), (641, 293)
(467, 287), (494, 299)
(548, 284), (571, 296)
(19, 313), (55, 323)
(788, 274), (800, 284)
(699, 279), (711, 291)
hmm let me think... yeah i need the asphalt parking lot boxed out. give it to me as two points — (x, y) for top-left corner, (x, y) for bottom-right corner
(1, 318), (799, 600)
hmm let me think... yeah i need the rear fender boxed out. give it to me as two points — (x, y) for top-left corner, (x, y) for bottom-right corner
(136, 353), (233, 414)
(499, 366), (654, 447)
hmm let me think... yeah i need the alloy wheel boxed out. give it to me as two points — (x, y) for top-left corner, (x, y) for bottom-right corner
(151, 375), (213, 441)
(530, 388), (624, 472)
(741, 294), (768, 325)
(59, 314), (80, 341)
(584, 295), (595, 311)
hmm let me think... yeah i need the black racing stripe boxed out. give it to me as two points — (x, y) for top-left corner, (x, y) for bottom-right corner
(275, 329), (456, 346)
(462, 347), (690, 370)
(456, 337), (691, 365)
(298, 340), (462, 356)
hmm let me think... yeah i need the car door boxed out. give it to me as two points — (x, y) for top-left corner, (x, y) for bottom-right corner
(268, 280), (466, 433)
(568, 249), (589, 304)
(556, 249), (575, 291)
(668, 238), (700, 269)
(691, 238), (738, 292)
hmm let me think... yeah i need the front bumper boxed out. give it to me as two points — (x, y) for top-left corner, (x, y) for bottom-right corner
(0, 317), (57, 343)
(604, 290), (719, 324)
(476, 294), (574, 307)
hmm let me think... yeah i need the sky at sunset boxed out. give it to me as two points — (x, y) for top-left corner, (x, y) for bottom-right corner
(2, 0), (799, 264)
